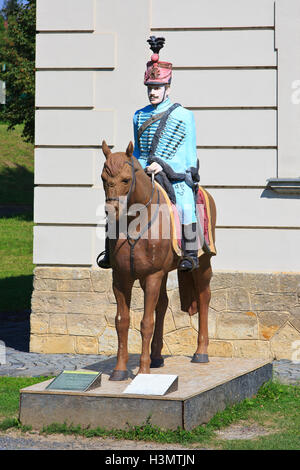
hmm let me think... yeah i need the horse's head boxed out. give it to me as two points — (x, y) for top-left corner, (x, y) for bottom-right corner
(101, 140), (137, 220)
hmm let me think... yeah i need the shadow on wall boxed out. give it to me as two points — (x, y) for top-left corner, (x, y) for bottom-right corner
(260, 188), (300, 200)
(0, 165), (34, 206)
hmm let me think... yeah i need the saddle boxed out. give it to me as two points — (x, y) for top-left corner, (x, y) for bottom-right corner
(156, 182), (216, 316)
(155, 182), (216, 258)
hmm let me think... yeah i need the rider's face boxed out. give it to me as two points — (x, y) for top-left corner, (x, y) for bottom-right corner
(147, 85), (169, 105)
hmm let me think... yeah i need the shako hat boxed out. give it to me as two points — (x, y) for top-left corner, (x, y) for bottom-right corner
(144, 36), (172, 86)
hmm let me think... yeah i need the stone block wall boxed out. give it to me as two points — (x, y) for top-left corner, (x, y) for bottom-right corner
(30, 268), (300, 360)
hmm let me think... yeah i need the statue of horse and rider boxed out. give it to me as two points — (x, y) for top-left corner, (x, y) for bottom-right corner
(97, 37), (216, 381)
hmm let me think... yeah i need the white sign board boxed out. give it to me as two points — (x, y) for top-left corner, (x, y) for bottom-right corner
(123, 374), (178, 396)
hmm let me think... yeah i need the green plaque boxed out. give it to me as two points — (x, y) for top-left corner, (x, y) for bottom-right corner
(46, 369), (102, 392)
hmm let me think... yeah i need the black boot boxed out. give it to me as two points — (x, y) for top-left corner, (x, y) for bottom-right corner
(178, 223), (199, 272)
(96, 236), (111, 269)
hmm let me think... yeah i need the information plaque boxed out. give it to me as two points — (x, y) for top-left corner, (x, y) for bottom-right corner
(46, 369), (102, 392)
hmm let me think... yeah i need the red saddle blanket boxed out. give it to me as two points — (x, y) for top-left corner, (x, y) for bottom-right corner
(156, 183), (217, 315)
(155, 183), (216, 256)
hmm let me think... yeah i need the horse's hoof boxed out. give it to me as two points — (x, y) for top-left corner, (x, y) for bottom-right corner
(150, 358), (164, 368)
(109, 369), (129, 381)
(191, 353), (209, 363)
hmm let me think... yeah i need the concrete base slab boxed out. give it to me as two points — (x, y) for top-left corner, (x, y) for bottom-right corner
(19, 356), (272, 431)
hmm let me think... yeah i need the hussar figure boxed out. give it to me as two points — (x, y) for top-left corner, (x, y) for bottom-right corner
(98, 37), (216, 377)
(98, 36), (201, 272)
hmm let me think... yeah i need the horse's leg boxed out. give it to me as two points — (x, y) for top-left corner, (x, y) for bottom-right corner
(150, 274), (168, 368)
(109, 273), (133, 381)
(191, 255), (212, 363)
(138, 271), (164, 374)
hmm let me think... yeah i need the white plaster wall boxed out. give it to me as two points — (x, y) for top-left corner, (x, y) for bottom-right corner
(194, 110), (276, 147)
(36, 71), (94, 108)
(152, 30), (276, 67)
(212, 228), (300, 272)
(199, 149), (276, 186)
(151, 0), (276, 28)
(34, 0), (300, 272)
(36, 33), (116, 69)
(275, 0), (300, 177)
(172, 69), (276, 108)
(34, 149), (98, 185)
(33, 226), (95, 265)
(36, 0), (95, 31)
(35, 109), (115, 146)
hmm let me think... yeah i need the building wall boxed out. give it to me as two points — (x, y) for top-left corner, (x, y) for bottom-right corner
(31, 0), (300, 359)
(31, 268), (300, 360)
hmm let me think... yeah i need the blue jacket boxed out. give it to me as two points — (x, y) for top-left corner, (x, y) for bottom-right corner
(133, 98), (198, 224)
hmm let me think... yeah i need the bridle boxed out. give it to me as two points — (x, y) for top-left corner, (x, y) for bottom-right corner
(104, 155), (160, 277)
(105, 155), (136, 205)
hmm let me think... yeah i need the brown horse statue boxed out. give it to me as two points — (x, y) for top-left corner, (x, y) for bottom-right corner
(101, 140), (216, 381)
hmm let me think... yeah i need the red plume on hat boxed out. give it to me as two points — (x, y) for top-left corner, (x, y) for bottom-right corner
(144, 36), (172, 86)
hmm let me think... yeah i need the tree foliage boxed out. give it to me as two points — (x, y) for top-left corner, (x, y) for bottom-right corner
(0, 12), (5, 60)
(0, 0), (35, 142)
(1, 0), (21, 20)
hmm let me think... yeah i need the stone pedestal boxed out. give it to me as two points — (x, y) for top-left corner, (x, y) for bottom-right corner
(19, 355), (272, 431)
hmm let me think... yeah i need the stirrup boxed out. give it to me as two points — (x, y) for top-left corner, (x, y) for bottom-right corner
(96, 251), (111, 269)
(178, 255), (198, 272)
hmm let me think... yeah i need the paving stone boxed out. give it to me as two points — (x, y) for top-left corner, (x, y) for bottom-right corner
(272, 360), (300, 384)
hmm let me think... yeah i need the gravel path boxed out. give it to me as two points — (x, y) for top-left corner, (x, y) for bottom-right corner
(0, 430), (204, 451)
(0, 346), (109, 377)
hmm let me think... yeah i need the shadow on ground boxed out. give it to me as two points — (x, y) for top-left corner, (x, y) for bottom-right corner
(0, 207), (33, 219)
(85, 355), (141, 379)
(85, 354), (173, 379)
(0, 165), (33, 206)
(0, 163), (34, 352)
(0, 275), (33, 352)
(0, 312), (30, 352)
(0, 275), (33, 313)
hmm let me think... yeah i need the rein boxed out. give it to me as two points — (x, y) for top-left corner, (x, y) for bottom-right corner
(127, 178), (160, 278)
(105, 156), (160, 278)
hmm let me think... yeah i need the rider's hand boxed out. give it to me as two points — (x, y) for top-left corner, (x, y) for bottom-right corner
(146, 162), (163, 175)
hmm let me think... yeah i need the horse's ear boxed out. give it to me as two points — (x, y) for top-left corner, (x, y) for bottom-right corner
(102, 140), (111, 159)
(126, 141), (134, 158)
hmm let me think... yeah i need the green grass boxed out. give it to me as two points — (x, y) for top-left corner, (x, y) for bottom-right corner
(219, 431), (300, 450)
(0, 123), (34, 205)
(40, 418), (215, 445)
(0, 377), (48, 433)
(0, 122), (34, 312)
(0, 214), (34, 312)
(0, 377), (51, 420)
(215, 381), (300, 450)
(0, 378), (299, 450)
